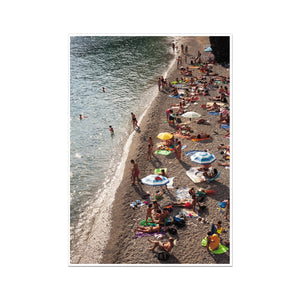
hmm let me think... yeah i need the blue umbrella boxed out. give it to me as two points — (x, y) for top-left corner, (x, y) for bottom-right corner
(185, 150), (201, 157)
(190, 151), (216, 164)
(204, 46), (213, 52)
(141, 174), (169, 187)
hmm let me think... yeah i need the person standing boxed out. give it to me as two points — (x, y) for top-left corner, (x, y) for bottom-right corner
(131, 112), (138, 129)
(130, 159), (140, 185)
(109, 125), (114, 136)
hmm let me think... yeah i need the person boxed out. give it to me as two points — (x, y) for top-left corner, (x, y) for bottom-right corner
(172, 42), (175, 52)
(147, 136), (153, 147)
(148, 237), (175, 252)
(206, 102), (220, 112)
(79, 114), (83, 120)
(131, 112), (138, 129)
(102, 87), (105, 92)
(189, 187), (195, 197)
(206, 231), (220, 252)
(130, 159), (140, 185)
(145, 204), (154, 223)
(134, 224), (161, 233)
(203, 168), (218, 179)
(175, 141), (182, 162)
(152, 200), (161, 212)
(211, 221), (226, 235)
(158, 77), (162, 91)
(196, 118), (210, 125)
(225, 198), (230, 220)
(155, 208), (169, 226)
(109, 125), (114, 136)
(171, 195), (197, 212)
(147, 144), (152, 161)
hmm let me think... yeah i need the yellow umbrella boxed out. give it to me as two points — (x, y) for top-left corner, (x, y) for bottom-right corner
(157, 132), (173, 140)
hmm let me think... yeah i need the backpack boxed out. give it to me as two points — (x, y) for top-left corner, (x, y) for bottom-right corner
(157, 251), (170, 261)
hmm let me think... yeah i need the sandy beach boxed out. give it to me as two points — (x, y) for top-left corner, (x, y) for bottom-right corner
(98, 36), (231, 265)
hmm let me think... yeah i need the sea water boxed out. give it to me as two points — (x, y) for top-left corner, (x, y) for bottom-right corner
(70, 36), (177, 263)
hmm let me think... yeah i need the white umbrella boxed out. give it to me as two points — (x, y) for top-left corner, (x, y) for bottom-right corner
(190, 151), (216, 165)
(141, 174), (169, 186)
(181, 111), (201, 122)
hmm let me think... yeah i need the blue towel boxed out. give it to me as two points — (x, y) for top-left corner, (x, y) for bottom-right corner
(221, 124), (230, 129)
(168, 94), (179, 98)
(208, 112), (219, 115)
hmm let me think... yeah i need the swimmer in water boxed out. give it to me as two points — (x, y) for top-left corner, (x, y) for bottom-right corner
(79, 114), (82, 120)
(102, 87), (105, 92)
(109, 125), (114, 135)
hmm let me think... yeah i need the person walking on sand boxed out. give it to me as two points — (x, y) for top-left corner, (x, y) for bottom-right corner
(109, 125), (114, 136)
(130, 159), (140, 185)
(175, 141), (182, 162)
(146, 144), (153, 161)
(131, 112), (138, 129)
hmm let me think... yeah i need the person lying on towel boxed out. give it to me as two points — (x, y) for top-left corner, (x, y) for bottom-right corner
(134, 224), (162, 233)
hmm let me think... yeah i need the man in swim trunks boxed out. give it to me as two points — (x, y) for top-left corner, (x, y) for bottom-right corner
(131, 112), (138, 129)
(148, 237), (175, 252)
(130, 159), (140, 185)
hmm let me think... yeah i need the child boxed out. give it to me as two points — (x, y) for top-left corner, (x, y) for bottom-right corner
(145, 204), (154, 224)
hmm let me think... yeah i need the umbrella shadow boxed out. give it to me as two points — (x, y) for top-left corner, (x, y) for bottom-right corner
(179, 160), (192, 170)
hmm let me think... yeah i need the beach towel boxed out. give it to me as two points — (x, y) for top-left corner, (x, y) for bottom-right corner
(208, 112), (220, 116)
(186, 167), (205, 183)
(154, 150), (172, 156)
(168, 94), (179, 98)
(154, 168), (167, 175)
(221, 124), (230, 129)
(166, 177), (175, 189)
(201, 237), (228, 254)
(175, 187), (192, 201)
(181, 209), (199, 218)
(140, 219), (156, 226)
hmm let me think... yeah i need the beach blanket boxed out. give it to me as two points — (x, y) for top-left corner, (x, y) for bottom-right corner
(154, 168), (167, 175)
(154, 150), (172, 156)
(201, 237), (228, 254)
(175, 187), (192, 201)
(168, 94), (179, 98)
(181, 209), (199, 218)
(208, 112), (220, 116)
(186, 167), (205, 183)
(221, 124), (230, 129)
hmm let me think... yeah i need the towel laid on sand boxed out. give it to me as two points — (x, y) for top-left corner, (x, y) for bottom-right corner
(208, 112), (220, 116)
(181, 209), (199, 218)
(154, 150), (172, 155)
(201, 237), (228, 254)
(221, 124), (230, 129)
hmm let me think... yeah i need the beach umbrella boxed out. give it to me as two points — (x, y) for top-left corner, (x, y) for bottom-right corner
(204, 46), (213, 52)
(141, 174), (169, 187)
(157, 132), (173, 140)
(181, 111), (201, 119)
(190, 151), (216, 165)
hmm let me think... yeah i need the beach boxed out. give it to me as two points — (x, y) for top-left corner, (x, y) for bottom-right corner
(98, 36), (231, 265)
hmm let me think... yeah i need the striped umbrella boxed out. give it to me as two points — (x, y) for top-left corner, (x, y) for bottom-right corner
(190, 151), (216, 165)
(141, 174), (169, 187)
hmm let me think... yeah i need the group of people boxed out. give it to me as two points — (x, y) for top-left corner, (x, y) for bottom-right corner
(128, 41), (230, 259)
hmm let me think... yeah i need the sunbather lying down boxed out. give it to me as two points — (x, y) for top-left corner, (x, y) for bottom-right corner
(134, 224), (162, 233)
(189, 133), (210, 139)
(148, 237), (175, 252)
(197, 119), (210, 124)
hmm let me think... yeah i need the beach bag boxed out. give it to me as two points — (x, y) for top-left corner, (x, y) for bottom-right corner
(205, 189), (215, 196)
(173, 216), (186, 228)
(168, 227), (177, 235)
(157, 251), (170, 261)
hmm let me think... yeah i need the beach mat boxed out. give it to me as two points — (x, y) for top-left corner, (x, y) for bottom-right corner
(186, 167), (205, 183)
(154, 150), (172, 156)
(141, 219), (156, 226)
(207, 102), (227, 107)
(181, 209), (199, 218)
(208, 112), (220, 116)
(201, 237), (228, 254)
(154, 168), (167, 175)
(168, 94), (179, 98)
(221, 124), (230, 129)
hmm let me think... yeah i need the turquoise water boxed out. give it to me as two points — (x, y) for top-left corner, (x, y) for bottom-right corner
(70, 36), (175, 261)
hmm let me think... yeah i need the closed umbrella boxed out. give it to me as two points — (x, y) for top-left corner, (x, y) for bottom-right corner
(190, 151), (216, 165)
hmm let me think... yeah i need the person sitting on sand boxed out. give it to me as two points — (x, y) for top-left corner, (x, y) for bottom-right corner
(134, 224), (161, 233)
(152, 200), (161, 213)
(145, 203), (155, 224)
(206, 231), (220, 252)
(148, 237), (175, 252)
(206, 102), (220, 112)
(196, 118), (210, 125)
(203, 168), (218, 179)
(155, 208), (169, 226)
(171, 87), (179, 96)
